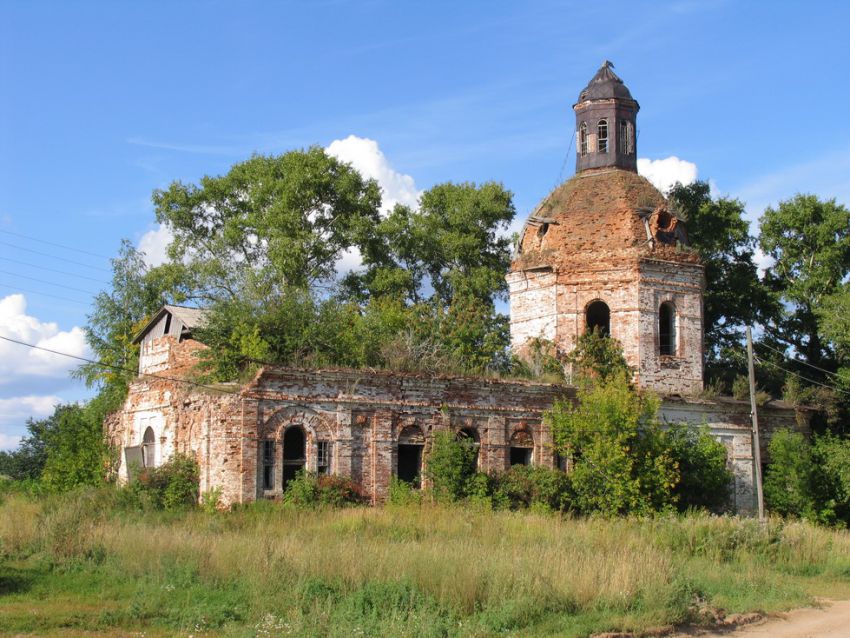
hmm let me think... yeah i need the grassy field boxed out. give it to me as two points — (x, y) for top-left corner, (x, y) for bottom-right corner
(1, 489), (850, 637)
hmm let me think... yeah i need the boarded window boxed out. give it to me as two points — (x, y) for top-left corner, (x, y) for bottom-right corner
(597, 119), (608, 153)
(659, 302), (676, 356)
(586, 300), (610, 336)
(618, 120), (629, 154)
(262, 440), (275, 490)
(317, 441), (331, 475)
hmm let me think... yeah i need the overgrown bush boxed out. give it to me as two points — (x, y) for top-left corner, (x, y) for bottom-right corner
(666, 424), (733, 512)
(387, 476), (423, 506)
(424, 430), (478, 502)
(491, 465), (572, 512)
(282, 471), (364, 507)
(126, 454), (199, 511)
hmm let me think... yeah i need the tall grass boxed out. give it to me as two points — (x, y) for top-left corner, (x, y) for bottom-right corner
(2, 490), (850, 636)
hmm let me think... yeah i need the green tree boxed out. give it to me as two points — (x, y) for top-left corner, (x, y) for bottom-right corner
(565, 330), (630, 383)
(41, 401), (109, 492)
(668, 182), (774, 386)
(0, 412), (59, 481)
(665, 424), (732, 512)
(75, 240), (186, 395)
(154, 148), (382, 301)
(759, 194), (850, 427)
(424, 430), (478, 502)
(547, 372), (678, 515)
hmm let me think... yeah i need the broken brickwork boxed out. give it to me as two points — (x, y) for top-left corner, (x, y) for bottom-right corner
(108, 335), (808, 513)
(509, 169), (704, 395)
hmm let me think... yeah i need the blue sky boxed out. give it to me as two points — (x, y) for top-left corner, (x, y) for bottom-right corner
(1, 0), (849, 448)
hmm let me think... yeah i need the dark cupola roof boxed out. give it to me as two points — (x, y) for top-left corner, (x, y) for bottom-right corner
(577, 60), (634, 102)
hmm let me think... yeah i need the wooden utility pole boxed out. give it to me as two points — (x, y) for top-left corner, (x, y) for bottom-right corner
(746, 327), (765, 522)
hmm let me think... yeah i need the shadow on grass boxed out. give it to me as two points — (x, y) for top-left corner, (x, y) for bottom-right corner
(0, 566), (35, 595)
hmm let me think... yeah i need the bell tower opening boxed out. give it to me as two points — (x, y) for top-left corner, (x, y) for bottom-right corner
(574, 61), (639, 173)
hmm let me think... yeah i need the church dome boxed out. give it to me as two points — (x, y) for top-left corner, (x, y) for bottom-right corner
(576, 61), (635, 102)
(512, 169), (697, 272)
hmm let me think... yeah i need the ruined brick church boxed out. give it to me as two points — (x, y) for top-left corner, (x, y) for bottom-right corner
(108, 63), (805, 512)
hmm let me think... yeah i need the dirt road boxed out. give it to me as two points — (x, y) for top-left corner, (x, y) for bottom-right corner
(684, 599), (850, 637)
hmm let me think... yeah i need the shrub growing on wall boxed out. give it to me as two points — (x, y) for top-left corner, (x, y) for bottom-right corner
(128, 454), (199, 510)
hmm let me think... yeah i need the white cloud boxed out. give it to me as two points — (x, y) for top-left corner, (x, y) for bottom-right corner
(0, 432), (22, 450)
(138, 224), (173, 268)
(637, 156), (698, 194)
(326, 135), (421, 213)
(0, 294), (89, 382)
(0, 395), (62, 421)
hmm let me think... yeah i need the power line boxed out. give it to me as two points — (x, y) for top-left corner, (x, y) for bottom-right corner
(0, 269), (99, 296)
(754, 355), (850, 398)
(754, 340), (843, 380)
(0, 334), (239, 395)
(0, 256), (110, 285)
(0, 284), (91, 306)
(0, 241), (112, 273)
(0, 228), (112, 260)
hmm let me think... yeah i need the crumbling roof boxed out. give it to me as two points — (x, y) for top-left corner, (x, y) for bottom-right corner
(132, 305), (207, 344)
(512, 168), (699, 272)
(576, 60), (635, 103)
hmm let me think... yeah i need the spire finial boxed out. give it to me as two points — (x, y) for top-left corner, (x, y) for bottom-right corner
(601, 60), (614, 69)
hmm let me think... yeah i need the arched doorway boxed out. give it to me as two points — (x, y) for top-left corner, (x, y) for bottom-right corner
(282, 426), (306, 490)
(142, 426), (156, 468)
(397, 425), (425, 487)
(586, 300), (610, 336)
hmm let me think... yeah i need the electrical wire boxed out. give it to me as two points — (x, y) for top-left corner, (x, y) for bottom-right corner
(0, 241), (112, 273)
(0, 334), (239, 395)
(754, 355), (850, 398)
(0, 284), (91, 306)
(754, 340), (843, 379)
(0, 228), (112, 260)
(0, 256), (110, 285)
(0, 269), (99, 296)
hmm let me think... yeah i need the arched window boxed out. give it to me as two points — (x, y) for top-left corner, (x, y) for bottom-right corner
(579, 122), (588, 156)
(282, 426), (306, 490)
(597, 119), (608, 153)
(585, 300), (610, 336)
(142, 426), (156, 469)
(659, 302), (676, 356)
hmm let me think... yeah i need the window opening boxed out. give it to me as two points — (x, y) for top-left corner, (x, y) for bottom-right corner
(457, 428), (480, 468)
(585, 300), (610, 336)
(537, 222), (549, 238)
(659, 302), (676, 356)
(282, 426), (306, 490)
(262, 440), (275, 490)
(509, 430), (533, 466)
(163, 313), (172, 336)
(397, 426), (424, 487)
(142, 426), (156, 468)
(597, 119), (608, 153)
(618, 120), (628, 154)
(579, 122), (588, 156)
(317, 441), (331, 475)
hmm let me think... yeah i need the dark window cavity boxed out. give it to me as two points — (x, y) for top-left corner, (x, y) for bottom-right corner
(456, 427), (480, 468)
(397, 425), (425, 487)
(262, 440), (275, 490)
(597, 119), (608, 153)
(282, 426), (306, 490)
(317, 441), (331, 475)
(586, 300), (611, 336)
(509, 430), (533, 466)
(659, 302), (676, 356)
